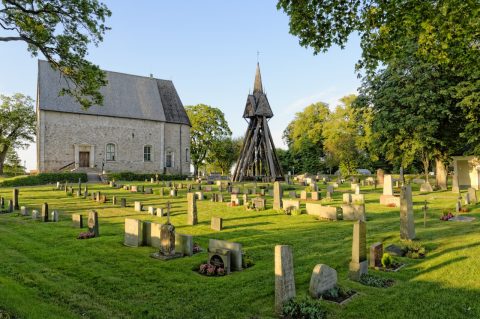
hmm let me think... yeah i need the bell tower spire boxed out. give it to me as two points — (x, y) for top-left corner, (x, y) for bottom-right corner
(253, 63), (263, 93)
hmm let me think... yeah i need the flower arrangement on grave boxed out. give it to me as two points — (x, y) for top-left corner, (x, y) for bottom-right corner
(193, 243), (202, 254)
(440, 211), (454, 221)
(461, 207), (469, 213)
(198, 263), (226, 276)
(319, 285), (356, 304)
(381, 253), (394, 268)
(77, 231), (95, 239)
(359, 274), (395, 288)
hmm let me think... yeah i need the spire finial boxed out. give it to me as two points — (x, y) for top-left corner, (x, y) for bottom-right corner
(253, 62), (263, 93)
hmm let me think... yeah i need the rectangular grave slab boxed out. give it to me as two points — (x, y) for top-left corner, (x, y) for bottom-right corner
(311, 192), (320, 201)
(209, 239), (242, 271)
(150, 222), (162, 248)
(211, 217), (223, 231)
(370, 242), (383, 268)
(124, 218), (143, 247)
(305, 203), (338, 220)
(275, 245), (296, 314)
(175, 233), (193, 256)
(282, 199), (300, 210)
(134, 201), (142, 212)
(72, 214), (83, 228)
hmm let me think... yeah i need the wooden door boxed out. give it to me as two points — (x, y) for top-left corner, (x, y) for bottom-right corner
(79, 152), (90, 167)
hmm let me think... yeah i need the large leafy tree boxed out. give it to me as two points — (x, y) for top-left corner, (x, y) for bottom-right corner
(323, 94), (371, 175)
(278, 0), (480, 155)
(283, 102), (330, 174)
(0, 93), (36, 175)
(0, 0), (111, 108)
(185, 104), (231, 177)
(207, 136), (243, 175)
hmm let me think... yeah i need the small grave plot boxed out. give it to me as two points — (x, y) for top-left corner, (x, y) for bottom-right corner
(320, 286), (357, 305)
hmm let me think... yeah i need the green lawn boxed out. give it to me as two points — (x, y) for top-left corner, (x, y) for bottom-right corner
(0, 181), (479, 319)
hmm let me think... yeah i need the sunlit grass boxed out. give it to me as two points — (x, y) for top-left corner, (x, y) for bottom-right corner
(0, 181), (479, 318)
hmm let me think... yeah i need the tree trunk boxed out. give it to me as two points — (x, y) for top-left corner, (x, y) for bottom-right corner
(0, 147), (9, 175)
(435, 158), (448, 190)
(193, 164), (199, 177)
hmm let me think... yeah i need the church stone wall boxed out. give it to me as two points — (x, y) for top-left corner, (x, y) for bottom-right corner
(37, 110), (191, 174)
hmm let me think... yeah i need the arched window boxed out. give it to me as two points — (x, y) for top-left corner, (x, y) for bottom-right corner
(185, 148), (189, 163)
(166, 150), (174, 168)
(144, 145), (152, 162)
(106, 143), (116, 161)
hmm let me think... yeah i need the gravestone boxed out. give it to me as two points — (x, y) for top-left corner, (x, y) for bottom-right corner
(209, 239), (242, 271)
(383, 175), (393, 196)
(400, 185), (415, 240)
(156, 207), (165, 216)
(253, 197), (266, 210)
(134, 201), (142, 212)
(326, 185), (334, 194)
(187, 193), (198, 225)
(342, 204), (366, 221)
(456, 199), (461, 213)
(0, 197), (4, 208)
(349, 220), (368, 281)
(175, 233), (193, 256)
(20, 206), (28, 216)
(7, 200), (14, 213)
(195, 191), (204, 200)
(369, 242), (383, 268)
(72, 214), (83, 228)
(12, 188), (19, 210)
(289, 191), (296, 198)
(309, 264), (337, 298)
(274, 245), (296, 314)
(112, 196), (117, 205)
(51, 210), (59, 222)
(343, 193), (352, 204)
(170, 189), (177, 197)
(150, 222), (162, 248)
(311, 192), (320, 201)
(148, 206), (156, 215)
(282, 199), (300, 210)
(300, 191), (307, 200)
(242, 194), (248, 206)
(273, 182), (283, 210)
(468, 188), (477, 204)
(41, 203), (49, 222)
(351, 194), (365, 204)
(354, 184), (360, 195)
(465, 193), (471, 205)
(377, 168), (385, 185)
(124, 218), (143, 247)
(145, 188), (153, 194)
(98, 195), (107, 204)
(88, 211), (99, 237)
(420, 182), (433, 192)
(326, 191), (333, 200)
(120, 198), (127, 207)
(159, 223), (176, 257)
(211, 216), (223, 231)
(32, 210), (40, 220)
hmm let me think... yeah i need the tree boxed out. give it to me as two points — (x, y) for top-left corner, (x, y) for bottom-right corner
(0, 0), (111, 108)
(0, 93), (36, 175)
(278, 0), (480, 155)
(283, 102), (330, 173)
(207, 136), (242, 175)
(322, 95), (370, 176)
(185, 104), (231, 177)
(4, 148), (24, 175)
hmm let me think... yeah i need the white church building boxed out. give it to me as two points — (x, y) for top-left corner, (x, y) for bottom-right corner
(36, 60), (191, 175)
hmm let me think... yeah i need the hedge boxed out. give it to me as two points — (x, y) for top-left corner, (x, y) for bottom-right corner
(106, 172), (188, 182)
(0, 173), (88, 188)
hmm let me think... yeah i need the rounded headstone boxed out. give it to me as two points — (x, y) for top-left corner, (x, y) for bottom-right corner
(309, 264), (337, 298)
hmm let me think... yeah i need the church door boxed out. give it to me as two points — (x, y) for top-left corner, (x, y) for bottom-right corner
(79, 152), (90, 168)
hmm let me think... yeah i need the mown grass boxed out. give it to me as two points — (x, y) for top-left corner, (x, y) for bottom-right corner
(0, 181), (479, 319)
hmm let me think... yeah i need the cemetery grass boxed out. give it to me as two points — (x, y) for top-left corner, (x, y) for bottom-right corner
(0, 182), (479, 319)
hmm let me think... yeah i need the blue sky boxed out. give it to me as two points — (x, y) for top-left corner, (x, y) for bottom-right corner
(0, 1), (361, 170)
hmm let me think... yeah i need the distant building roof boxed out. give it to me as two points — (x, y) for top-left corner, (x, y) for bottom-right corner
(37, 60), (191, 126)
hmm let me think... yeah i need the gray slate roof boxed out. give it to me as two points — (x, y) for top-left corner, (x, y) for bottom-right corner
(37, 60), (191, 126)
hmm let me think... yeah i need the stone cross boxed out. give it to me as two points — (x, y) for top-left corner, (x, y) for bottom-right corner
(274, 245), (296, 314)
(273, 182), (283, 210)
(400, 185), (415, 240)
(349, 220), (368, 281)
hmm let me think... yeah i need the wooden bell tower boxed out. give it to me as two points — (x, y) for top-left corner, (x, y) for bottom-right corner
(233, 63), (284, 182)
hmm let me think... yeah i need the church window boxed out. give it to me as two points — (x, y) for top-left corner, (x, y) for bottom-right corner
(106, 143), (116, 161)
(166, 151), (174, 168)
(144, 145), (152, 162)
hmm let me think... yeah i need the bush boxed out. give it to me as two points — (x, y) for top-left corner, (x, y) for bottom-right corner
(381, 253), (394, 268)
(282, 298), (327, 319)
(106, 172), (188, 182)
(359, 274), (395, 288)
(401, 240), (426, 259)
(291, 208), (302, 216)
(242, 252), (255, 268)
(0, 172), (87, 187)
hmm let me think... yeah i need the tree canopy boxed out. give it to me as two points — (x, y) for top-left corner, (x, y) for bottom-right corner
(0, 0), (111, 108)
(0, 93), (36, 175)
(185, 104), (232, 177)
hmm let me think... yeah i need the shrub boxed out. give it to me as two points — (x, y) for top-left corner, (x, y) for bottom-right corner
(282, 298), (327, 319)
(381, 253), (394, 268)
(291, 208), (302, 216)
(359, 274), (395, 288)
(401, 240), (426, 259)
(106, 172), (188, 182)
(242, 252), (254, 269)
(0, 172), (87, 187)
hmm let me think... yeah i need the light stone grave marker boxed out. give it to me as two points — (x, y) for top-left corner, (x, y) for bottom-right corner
(134, 201), (142, 212)
(369, 242), (383, 268)
(309, 264), (337, 298)
(349, 220), (368, 281)
(187, 193), (198, 225)
(88, 211), (99, 237)
(211, 216), (223, 231)
(72, 214), (83, 228)
(274, 245), (296, 314)
(400, 185), (415, 240)
(124, 218), (143, 247)
(273, 182), (283, 210)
